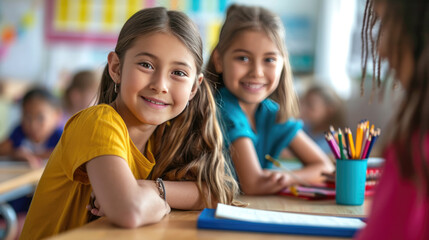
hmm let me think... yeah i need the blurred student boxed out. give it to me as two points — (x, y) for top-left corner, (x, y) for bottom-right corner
(207, 4), (334, 195)
(61, 70), (99, 126)
(300, 84), (345, 154)
(0, 87), (63, 168)
(355, 0), (429, 239)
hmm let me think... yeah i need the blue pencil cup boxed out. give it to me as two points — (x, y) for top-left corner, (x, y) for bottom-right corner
(336, 159), (368, 206)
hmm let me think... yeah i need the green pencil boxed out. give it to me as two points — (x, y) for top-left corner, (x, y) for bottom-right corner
(338, 129), (345, 159)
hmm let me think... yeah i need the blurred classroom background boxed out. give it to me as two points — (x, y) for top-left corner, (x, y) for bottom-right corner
(0, 0), (403, 156)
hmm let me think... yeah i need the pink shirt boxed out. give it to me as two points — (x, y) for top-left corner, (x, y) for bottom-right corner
(355, 135), (429, 240)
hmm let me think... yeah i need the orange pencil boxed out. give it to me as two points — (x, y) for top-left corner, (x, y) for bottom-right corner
(355, 123), (363, 159)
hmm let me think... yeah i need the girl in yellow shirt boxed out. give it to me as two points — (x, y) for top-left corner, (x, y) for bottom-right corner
(21, 7), (238, 239)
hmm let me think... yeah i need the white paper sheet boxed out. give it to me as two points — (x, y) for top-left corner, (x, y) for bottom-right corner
(215, 203), (366, 229)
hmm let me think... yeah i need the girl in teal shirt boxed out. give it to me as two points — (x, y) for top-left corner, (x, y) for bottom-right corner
(207, 4), (334, 195)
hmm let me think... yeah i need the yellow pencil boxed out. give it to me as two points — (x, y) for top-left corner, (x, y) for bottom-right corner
(346, 128), (356, 159)
(355, 123), (363, 159)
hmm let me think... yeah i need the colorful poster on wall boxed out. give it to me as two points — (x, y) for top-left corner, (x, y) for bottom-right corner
(0, 0), (44, 81)
(45, 0), (227, 47)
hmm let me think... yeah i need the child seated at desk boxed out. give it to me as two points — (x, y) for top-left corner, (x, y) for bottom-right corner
(0, 87), (63, 168)
(299, 84), (345, 155)
(207, 4), (334, 195)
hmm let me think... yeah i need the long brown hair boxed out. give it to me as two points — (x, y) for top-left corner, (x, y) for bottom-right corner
(206, 4), (299, 123)
(362, 0), (429, 191)
(97, 7), (238, 207)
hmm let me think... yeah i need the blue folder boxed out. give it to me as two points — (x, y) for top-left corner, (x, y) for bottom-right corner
(197, 208), (362, 238)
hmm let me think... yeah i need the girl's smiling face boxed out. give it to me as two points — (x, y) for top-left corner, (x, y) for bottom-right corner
(110, 32), (201, 126)
(214, 30), (284, 108)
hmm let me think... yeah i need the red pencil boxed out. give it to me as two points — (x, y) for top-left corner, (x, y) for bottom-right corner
(361, 135), (372, 159)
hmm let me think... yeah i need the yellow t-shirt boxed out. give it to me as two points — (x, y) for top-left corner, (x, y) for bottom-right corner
(20, 104), (156, 240)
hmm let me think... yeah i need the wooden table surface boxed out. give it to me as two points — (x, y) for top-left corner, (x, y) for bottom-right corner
(48, 195), (372, 240)
(0, 161), (44, 240)
(0, 164), (44, 195)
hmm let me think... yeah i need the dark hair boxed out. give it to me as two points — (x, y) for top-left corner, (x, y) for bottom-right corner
(362, 0), (429, 190)
(206, 4), (299, 123)
(22, 86), (61, 109)
(97, 7), (238, 207)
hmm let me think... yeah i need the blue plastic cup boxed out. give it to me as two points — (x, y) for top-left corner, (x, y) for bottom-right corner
(335, 159), (368, 205)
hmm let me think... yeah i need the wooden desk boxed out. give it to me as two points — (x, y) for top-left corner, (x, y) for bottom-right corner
(49, 195), (372, 240)
(0, 161), (44, 240)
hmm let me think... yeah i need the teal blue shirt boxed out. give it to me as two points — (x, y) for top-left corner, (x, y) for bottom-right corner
(216, 87), (303, 168)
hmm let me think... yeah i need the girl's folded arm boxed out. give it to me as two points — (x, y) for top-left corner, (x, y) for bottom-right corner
(288, 130), (335, 185)
(230, 137), (289, 195)
(159, 180), (209, 210)
(86, 155), (170, 228)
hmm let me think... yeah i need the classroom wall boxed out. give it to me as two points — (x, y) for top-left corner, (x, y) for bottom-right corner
(1, 0), (347, 87)
(0, 0), (396, 149)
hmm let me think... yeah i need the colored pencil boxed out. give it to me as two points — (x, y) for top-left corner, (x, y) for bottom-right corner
(329, 125), (338, 144)
(325, 132), (341, 159)
(346, 128), (356, 159)
(361, 135), (372, 159)
(338, 129), (346, 159)
(365, 129), (380, 158)
(344, 128), (351, 159)
(355, 123), (363, 159)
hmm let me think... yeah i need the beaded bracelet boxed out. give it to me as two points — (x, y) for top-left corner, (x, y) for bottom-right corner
(155, 178), (166, 201)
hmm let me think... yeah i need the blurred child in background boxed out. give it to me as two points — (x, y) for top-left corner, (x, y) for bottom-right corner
(61, 70), (99, 126)
(355, 0), (429, 239)
(0, 87), (63, 168)
(300, 84), (345, 155)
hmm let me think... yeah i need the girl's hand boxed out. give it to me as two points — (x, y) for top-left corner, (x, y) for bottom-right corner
(86, 192), (105, 217)
(263, 170), (291, 188)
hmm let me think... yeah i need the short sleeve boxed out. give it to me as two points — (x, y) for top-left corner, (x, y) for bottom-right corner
(46, 127), (63, 149)
(57, 105), (130, 184)
(9, 125), (25, 148)
(216, 88), (255, 147)
(268, 118), (303, 158)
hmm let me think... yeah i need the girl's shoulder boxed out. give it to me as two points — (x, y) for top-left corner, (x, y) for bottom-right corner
(216, 88), (241, 111)
(260, 98), (279, 113)
(64, 104), (124, 129)
(216, 87), (236, 103)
